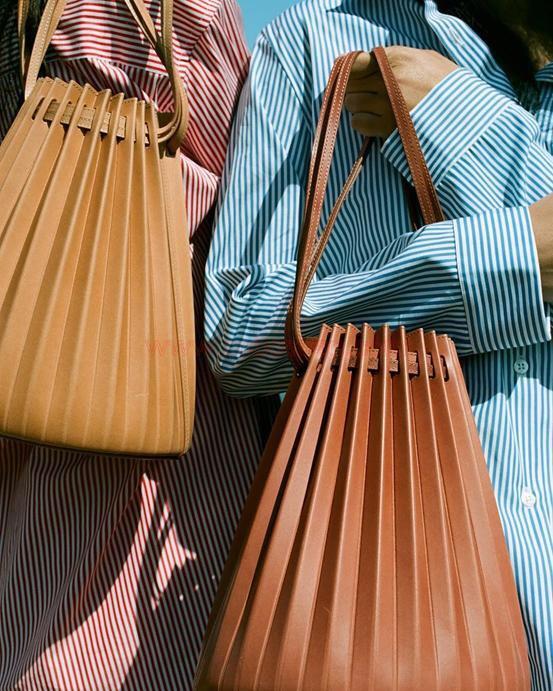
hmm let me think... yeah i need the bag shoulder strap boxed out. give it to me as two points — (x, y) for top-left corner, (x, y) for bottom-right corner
(17, 0), (30, 81)
(20, 0), (188, 154)
(285, 47), (444, 371)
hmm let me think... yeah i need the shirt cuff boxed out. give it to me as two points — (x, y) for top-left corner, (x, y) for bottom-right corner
(454, 206), (551, 354)
(380, 67), (513, 188)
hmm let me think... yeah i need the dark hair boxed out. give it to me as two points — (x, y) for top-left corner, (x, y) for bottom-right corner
(0, 0), (45, 50)
(435, 0), (536, 86)
(0, 0), (14, 41)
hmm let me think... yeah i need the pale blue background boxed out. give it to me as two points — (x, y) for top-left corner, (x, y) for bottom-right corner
(239, 0), (293, 47)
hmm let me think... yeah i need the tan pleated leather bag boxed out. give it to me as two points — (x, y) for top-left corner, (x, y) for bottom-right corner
(194, 49), (530, 690)
(0, 0), (195, 456)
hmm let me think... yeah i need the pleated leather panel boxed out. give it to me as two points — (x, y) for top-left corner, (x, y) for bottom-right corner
(0, 78), (195, 456)
(194, 324), (530, 691)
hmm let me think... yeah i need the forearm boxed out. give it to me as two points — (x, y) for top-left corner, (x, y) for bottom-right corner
(382, 68), (553, 306)
(206, 222), (465, 396)
(206, 206), (551, 396)
(381, 68), (553, 214)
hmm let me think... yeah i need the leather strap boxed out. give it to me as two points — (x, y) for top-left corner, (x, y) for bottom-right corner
(17, 0), (30, 82)
(285, 48), (445, 371)
(300, 55), (352, 277)
(372, 47), (443, 225)
(21, 0), (188, 153)
(285, 52), (359, 371)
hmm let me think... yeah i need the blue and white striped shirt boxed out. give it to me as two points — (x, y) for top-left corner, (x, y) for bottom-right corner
(205, 1), (553, 687)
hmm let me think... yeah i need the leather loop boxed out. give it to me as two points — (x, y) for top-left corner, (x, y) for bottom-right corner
(21, 0), (188, 153)
(285, 48), (445, 371)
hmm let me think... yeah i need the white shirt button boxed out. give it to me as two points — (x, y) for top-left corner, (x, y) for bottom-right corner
(521, 488), (537, 508)
(513, 358), (529, 375)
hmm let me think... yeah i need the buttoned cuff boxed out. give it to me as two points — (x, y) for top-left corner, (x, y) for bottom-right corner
(454, 206), (551, 353)
(380, 67), (513, 188)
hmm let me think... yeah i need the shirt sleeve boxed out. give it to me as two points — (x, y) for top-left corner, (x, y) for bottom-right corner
(381, 66), (553, 350)
(380, 68), (513, 189)
(204, 40), (552, 397)
(183, 0), (250, 233)
(380, 67), (553, 199)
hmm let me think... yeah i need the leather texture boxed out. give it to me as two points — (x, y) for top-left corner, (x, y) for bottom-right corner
(0, 0), (195, 456)
(193, 49), (531, 690)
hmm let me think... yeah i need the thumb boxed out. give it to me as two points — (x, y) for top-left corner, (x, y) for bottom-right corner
(349, 51), (378, 79)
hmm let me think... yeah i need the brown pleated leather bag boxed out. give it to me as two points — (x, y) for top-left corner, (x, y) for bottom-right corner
(0, 0), (195, 456)
(194, 49), (530, 690)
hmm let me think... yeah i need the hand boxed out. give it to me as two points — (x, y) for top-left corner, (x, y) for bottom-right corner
(530, 194), (553, 303)
(344, 46), (458, 139)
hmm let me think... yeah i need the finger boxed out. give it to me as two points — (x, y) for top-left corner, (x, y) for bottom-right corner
(349, 51), (379, 79)
(344, 93), (388, 115)
(345, 73), (383, 94)
(350, 112), (394, 139)
(350, 112), (382, 137)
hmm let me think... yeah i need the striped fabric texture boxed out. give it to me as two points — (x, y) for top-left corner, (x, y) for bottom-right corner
(0, 1), (280, 689)
(205, 1), (553, 689)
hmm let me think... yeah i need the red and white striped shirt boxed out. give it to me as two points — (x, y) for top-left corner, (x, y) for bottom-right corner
(1, 0), (249, 236)
(0, 2), (278, 689)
